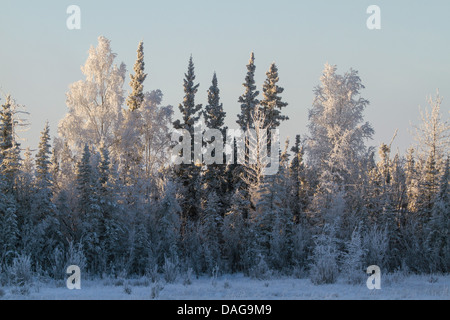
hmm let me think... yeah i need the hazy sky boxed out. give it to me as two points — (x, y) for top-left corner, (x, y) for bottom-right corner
(0, 0), (449, 155)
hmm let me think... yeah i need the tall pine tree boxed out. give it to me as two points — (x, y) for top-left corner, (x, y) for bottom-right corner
(127, 41), (147, 112)
(260, 63), (288, 129)
(173, 56), (203, 221)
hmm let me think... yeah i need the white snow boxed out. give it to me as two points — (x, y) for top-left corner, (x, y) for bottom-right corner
(1, 273), (449, 300)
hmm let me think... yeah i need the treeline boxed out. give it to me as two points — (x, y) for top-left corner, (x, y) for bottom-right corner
(0, 36), (448, 285)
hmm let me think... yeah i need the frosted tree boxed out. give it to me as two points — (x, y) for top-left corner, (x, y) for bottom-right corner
(425, 158), (449, 272)
(96, 140), (123, 271)
(414, 92), (449, 170)
(202, 73), (228, 215)
(75, 145), (102, 272)
(200, 191), (223, 273)
(341, 225), (366, 284)
(173, 56), (203, 221)
(231, 53), (261, 218)
(204, 73), (226, 133)
(405, 147), (419, 213)
(35, 123), (53, 205)
(118, 108), (144, 204)
(116, 41), (148, 202)
(0, 95), (21, 193)
(0, 174), (18, 265)
(309, 224), (340, 285)
(59, 36), (126, 151)
(127, 41), (147, 112)
(140, 91), (174, 182)
(241, 107), (276, 210)
(76, 145), (95, 217)
(260, 63), (288, 129)
(173, 56), (202, 132)
(307, 64), (374, 187)
(268, 144), (294, 270)
(237, 53), (259, 130)
(52, 138), (77, 235)
(222, 190), (249, 272)
(15, 148), (34, 225)
(30, 123), (61, 270)
(363, 224), (389, 270)
(251, 140), (293, 269)
(290, 135), (309, 224)
(414, 92), (449, 220)
(152, 179), (181, 266)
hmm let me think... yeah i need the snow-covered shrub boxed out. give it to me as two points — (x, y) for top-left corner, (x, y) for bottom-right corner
(291, 265), (308, 279)
(163, 256), (178, 283)
(0, 263), (5, 286)
(249, 255), (272, 280)
(0, 288), (4, 297)
(363, 225), (389, 270)
(183, 267), (193, 286)
(50, 247), (66, 280)
(66, 242), (87, 273)
(291, 223), (310, 269)
(151, 282), (164, 300)
(211, 265), (220, 287)
(384, 269), (408, 287)
(341, 227), (367, 285)
(7, 254), (33, 287)
(309, 225), (339, 285)
(123, 281), (132, 295)
(145, 264), (159, 283)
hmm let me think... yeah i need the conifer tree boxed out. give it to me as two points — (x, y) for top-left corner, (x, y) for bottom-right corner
(173, 56), (203, 221)
(237, 53), (259, 130)
(203, 73), (228, 215)
(0, 95), (21, 193)
(290, 135), (308, 224)
(405, 147), (419, 213)
(260, 63), (288, 129)
(76, 145), (94, 217)
(0, 174), (18, 264)
(127, 41), (147, 112)
(173, 56), (202, 132)
(30, 123), (61, 270)
(35, 122), (53, 197)
(426, 157), (449, 272)
(200, 191), (223, 273)
(222, 190), (250, 272)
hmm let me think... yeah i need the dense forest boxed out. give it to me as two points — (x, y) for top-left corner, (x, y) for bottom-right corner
(0, 36), (448, 286)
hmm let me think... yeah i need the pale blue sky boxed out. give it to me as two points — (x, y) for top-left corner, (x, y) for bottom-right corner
(0, 0), (449, 154)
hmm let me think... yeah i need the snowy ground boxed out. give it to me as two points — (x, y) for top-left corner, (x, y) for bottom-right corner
(1, 273), (449, 300)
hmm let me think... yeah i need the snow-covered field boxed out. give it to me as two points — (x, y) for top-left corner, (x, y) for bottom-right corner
(1, 273), (449, 300)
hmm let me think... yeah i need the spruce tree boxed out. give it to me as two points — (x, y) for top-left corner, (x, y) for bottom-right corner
(35, 122), (53, 196)
(0, 95), (21, 193)
(0, 175), (18, 264)
(31, 123), (61, 270)
(222, 190), (250, 272)
(76, 145), (94, 217)
(173, 56), (203, 221)
(204, 73), (226, 133)
(290, 135), (308, 224)
(260, 63), (288, 129)
(426, 157), (449, 272)
(203, 73), (228, 216)
(405, 147), (419, 214)
(173, 56), (202, 132)
(200, 191), (223, 273)
(127, 41), (147, 112)
(237, 53), (259, 130)
(76, 145), (103, 273)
